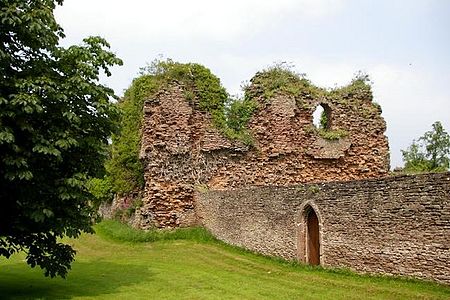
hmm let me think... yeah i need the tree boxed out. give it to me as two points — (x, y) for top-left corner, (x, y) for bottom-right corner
(0, 0), (122, 277)
(401, 121), (450, 172)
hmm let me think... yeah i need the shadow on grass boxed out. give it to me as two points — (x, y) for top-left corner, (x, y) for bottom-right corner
(0, 260), (154, 299)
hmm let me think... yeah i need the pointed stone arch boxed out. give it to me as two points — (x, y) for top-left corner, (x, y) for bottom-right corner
(297, 201), (323, 266)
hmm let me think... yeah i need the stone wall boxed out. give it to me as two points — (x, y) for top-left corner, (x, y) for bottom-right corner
(137, 74), (389, 228)
(196, 172), (450, 284)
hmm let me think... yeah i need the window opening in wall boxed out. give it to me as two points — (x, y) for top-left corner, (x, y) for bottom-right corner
(312, 103), (331, 130)
(306, 208), (320, 265)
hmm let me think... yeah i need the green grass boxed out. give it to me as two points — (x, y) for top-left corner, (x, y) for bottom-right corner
(0, 221), (449, 299)
(95, 220), (218, 243)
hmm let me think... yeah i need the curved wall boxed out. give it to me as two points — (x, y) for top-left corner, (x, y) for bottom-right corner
(196, 172), (450, 284)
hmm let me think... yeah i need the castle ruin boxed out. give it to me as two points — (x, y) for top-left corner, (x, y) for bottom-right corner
(110, 68), (449, 284)
(137, 73), (390, 228)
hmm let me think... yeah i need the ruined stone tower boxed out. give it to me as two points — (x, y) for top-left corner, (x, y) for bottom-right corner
(108, 64), (450, 285)
(136, 72), (390, 229)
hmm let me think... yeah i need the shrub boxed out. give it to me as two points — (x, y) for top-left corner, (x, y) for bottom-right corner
(245, 62), (322, 102)
(86, 176), (114, 207)
(107, 59), (229, 195)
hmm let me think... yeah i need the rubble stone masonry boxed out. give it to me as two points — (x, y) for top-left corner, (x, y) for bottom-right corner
(196, 172), (450, 284)
(129, 73), (450, 284)
(137, 77), (389, 228)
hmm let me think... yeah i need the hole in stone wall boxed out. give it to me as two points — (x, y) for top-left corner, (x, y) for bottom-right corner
(312, 103), (332, 130)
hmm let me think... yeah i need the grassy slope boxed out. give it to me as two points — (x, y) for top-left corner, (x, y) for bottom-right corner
(0, 222), (449, 300)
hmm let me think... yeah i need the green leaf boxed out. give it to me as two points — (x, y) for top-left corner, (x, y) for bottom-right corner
(43, 209), (54, 218)
(0, 128), (15, 144)
(0, 0), (121, 278)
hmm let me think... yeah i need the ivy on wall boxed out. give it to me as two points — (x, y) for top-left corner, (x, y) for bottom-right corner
(106, 59), (254, 195)
(244, 62), (323, 104)
(104, 60), (379, 197)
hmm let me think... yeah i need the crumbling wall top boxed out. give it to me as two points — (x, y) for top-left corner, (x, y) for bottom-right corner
(134, 62), (390, 228)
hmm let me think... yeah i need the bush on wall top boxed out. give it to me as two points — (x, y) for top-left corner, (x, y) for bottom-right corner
(106, 59), (235, 195)
(105, 60), (378, 196)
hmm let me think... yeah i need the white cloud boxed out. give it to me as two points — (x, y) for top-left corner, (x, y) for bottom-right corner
(55, 0), (343, 41)
(54, 0), (449, 169)
(303, 62), (356, 88)
(296, 0), (345, 18)
(370, 64), (450, 168)
(172, 52), (449, 168)
(206, 55), (356, 97)
(224, 58), (449, 168)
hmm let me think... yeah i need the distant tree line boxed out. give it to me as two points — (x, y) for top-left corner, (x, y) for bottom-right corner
(401, 121), (450, 173)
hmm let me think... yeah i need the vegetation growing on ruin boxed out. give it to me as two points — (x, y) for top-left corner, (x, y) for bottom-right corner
(219, 97), (258, 146)
(107, 61), (381, 195)
(107, 59), (254, 195)
(249, 65), (375, 111)
(318, 129), (349, 140)
(140, 58), (229, 112)
(244, 62), (323, 103)
(329, 71), (373, 100)
(305, 125), (349, 141)
(106, 75), (154, 195)
(317, 128), (348, 141)
(245, 65), (374, 141)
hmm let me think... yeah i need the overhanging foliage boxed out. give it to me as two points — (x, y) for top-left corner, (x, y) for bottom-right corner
(0, 0), (122, 277)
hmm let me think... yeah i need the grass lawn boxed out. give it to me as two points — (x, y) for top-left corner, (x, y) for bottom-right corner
(0, 221), (449, 300)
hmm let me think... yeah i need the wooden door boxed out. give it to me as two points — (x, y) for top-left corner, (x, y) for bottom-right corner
(307, 209), (320, 265)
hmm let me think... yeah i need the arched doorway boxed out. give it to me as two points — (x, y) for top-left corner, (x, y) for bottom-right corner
(298, 203), (321, 266)
(307, 209), (320, 265)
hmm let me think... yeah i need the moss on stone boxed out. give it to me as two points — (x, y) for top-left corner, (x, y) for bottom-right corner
(244, 63), (324, 104)
(107, 59), (229, 195)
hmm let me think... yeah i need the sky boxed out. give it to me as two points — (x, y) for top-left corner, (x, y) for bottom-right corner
(54, 0), (450, 168)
